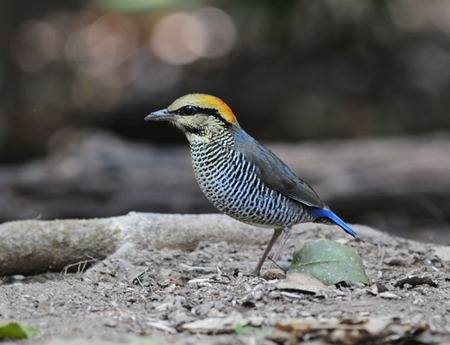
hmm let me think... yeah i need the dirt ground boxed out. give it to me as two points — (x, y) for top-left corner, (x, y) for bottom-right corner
(0, 220), (449, 345)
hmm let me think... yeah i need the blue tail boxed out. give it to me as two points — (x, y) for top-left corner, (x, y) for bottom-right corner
(308, 207), (357, 237)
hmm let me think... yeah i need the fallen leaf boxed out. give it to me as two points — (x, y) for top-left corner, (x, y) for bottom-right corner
(277, 272), (328, 294)
(234, 325), (259, 335)
(395, 276), (438, 288)
(147, 321), (177, 334)
(0, 322), (40, 340)
(289, 239), (369, 286)
(181, 312), (263, 334)
(270, 317), (428, 345)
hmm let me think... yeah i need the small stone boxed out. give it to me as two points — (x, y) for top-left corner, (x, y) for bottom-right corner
(367, 285), (378, 296)
(252, 289), (264, 301)
(241, 300), (256, 308)
(207, 308), (225, 318)
(262, 269), (286, 280)
(384, 258), (407, 266)
(434, 246), (450, 262)
(376, 283), (388, 293)
(269, 291), (281, 299)
(353, 282), (366, 289)
(127, 297), (137, 304)
(193, 301), (214, 316)
(213, 302), (225, 311)
(103, 320), (117, 328)
(413, 298), (424, 306)
(367, 282), (388, 295)
(379, 292), (401, 299)
(165, 284), (176, 293)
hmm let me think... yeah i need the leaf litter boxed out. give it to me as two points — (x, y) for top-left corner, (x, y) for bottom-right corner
(0, 224), (449, 344)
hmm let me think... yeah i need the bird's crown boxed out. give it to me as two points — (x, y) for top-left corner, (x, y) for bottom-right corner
(167, 93), (238, 125)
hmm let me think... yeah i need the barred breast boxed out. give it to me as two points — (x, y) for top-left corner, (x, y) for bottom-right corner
(190, 142), (311, 228)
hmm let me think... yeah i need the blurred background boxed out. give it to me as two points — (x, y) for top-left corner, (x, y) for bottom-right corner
(0, 0), (450, 243)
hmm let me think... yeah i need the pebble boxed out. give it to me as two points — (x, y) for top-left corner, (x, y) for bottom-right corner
(413, 298), (424, 306)
(193, 301), (214, 316)
(252, 289), (264, 301)
(384, 258), (407, 266)
(103, 320), (117, 328)
(379, 292), (401, 299)
(262, 269), (286, 280)
(268, 291), (281, 299)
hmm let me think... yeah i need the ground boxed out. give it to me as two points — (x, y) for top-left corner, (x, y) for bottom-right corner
(0, 221), (449, 345)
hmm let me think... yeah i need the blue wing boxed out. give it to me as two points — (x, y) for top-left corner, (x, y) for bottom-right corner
(233, 127), (356, 238)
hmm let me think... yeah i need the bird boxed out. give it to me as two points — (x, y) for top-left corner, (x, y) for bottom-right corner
(145, 93), (356, 275)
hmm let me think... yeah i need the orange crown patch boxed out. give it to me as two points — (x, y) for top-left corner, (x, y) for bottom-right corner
(167, 94), (238, 124)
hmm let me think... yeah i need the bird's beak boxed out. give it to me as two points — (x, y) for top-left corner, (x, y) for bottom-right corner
(144, 109), (175, 122)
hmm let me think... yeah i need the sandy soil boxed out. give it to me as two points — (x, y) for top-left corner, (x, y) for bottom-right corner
(0, 221), (449, 345)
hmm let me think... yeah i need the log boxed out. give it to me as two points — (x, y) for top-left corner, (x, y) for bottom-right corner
(0, 212), (448, 277)
(0, 213), (265, 276)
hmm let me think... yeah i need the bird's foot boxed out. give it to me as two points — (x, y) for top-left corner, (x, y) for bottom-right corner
(251, 267), (261, 276)
(268, 257), (289, 273)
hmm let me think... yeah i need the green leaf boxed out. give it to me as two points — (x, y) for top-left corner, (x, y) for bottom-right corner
(0, 322), (40, 340)
(289, 239), (369, 286)
(138, 338), (164, 345)
(234, 325), (259, 335)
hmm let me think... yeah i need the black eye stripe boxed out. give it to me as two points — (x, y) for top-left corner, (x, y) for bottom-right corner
(173, 106), (231, 127)
(201, 108), (220, 116)
(203, 108), (232, 126)
(174, 106), (216, 116)
(176, 105), (198, 116)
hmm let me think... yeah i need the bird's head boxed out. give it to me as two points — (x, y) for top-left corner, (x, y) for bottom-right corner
(145, 94), (238, 141)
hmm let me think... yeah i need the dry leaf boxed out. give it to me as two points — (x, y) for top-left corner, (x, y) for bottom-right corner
(270, 317), (428, 345)
(277, 272), (328, 294)
(395, 276), (437, 288)
(181, 312), (263, 334)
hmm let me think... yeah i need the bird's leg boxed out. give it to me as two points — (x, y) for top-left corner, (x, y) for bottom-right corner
(269, 226), (292, 269)
(252, 228), (283, 276)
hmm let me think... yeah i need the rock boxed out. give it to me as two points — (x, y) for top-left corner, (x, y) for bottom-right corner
(378, 292), (401, 300)
(262, 269), (286, 280)
(180, 312), (263, 334)
(434, 246), (450, 263)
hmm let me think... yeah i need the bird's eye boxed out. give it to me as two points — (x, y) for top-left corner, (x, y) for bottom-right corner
(180, 105), (197, 116)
